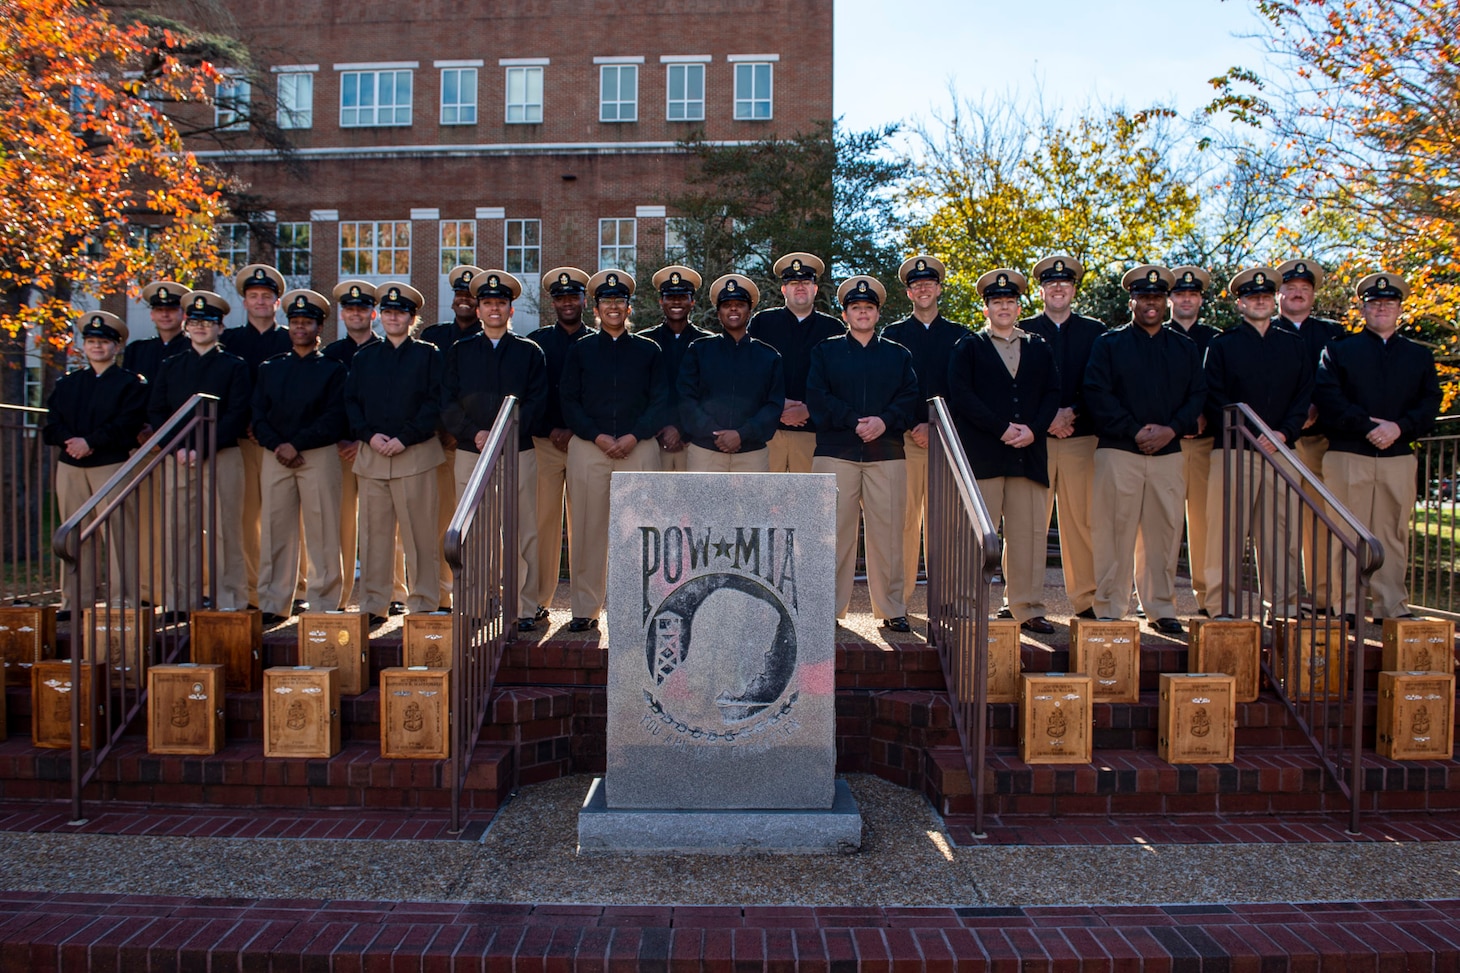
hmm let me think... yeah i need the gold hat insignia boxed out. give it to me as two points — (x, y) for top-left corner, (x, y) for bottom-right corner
(670, 272), (681, 284)
(1183, 272), (1193, 282)
(193, 297), (206, 309)
(388, 288), (400, 300)
(254, 268), (265, 279)
(350, 286), (361, 297)
(727, 279), (738, 291)
(158, 287), (169, 299)
(1296, 262), (1307, 274)
(1254, 272), (1266, 285)
(607, 274), (618, 287)
(488, 275), (499, 288)
(1378, 277), (1389, 289)
(294, 296), (306, 308)
(997, 274), (1008, 286)
(791, 259), (802, 271)
(1147, 270), (1159, 283)
(915, 259), (926, 270)
(559, 273), (569, 285)
(91, 316), (103, 327)
(1054, 260), (1065, 272)
(857, 280), (868, 292)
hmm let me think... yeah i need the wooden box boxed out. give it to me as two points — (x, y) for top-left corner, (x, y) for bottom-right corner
(297, 611), (370, 696)
(0, 664), (6, 741)
(1377, 671), (1456, 760)
(1158, 673), (1237, 764)
(81, 608), (154, 690)
(1069, 618), (1140, 703)
(1382, 619), (1455, 674)
(402, 613), (454, 670)
(380, 666), (451, 759)
(190, 610), (263, 692)
(1275, 620), (1347, 700)
(984, 619), (1022, 704)
(1189, 618), (1262, 703)
(147, 663), (225, 755)
(263, 666), (340, 758)
(31, 660), (105, 750)
(0, 607), (56, 677)
(1019, 673), (1093, 764)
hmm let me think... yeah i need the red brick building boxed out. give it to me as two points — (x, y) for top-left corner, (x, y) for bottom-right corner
(146, 0), (832, 336)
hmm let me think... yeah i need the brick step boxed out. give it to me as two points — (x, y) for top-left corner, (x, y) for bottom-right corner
(0, 735), (512, 810)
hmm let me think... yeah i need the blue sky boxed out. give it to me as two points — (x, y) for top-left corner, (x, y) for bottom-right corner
(833, 0), (1271, 135)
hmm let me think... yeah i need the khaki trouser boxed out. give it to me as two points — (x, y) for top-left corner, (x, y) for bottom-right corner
(135, 473), (166, 605)
(532, 436), (571, 609)
(257, 445), (343, 617)
(660, 446), (689, 472)
(1046, 435), (1097, 614)
(980, 476), (1049, 622)
(454, 447), (540, 619)
(56, 462), (136, 610)
(813, 456), (907, 620)
(356, 451), (442, 616)
(238, 438), (264, 606)
(163, 447), (247, 610)
(1093, 449), (1185, 621)
(1202, 448), (1301, 618)
(685, 444), (770, 472)
(1175, 437), (1214, 605)
(436, 445), (456, 607)
(1323, 451), (1416, 618)
(900, 433), (929, 594)
(768, 430), (817, 473)
(566, 436), (661, 618)
(340, 461), (406, 608)
(1294, 434), (1332, 607)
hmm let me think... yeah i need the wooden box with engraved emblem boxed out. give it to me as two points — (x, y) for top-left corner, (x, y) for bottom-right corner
(402, 613), (454, 670)
(379, 666), (451, 760)
(1382, 619), (1455, 674)
(0, 606), (56, 679)
(147, 663), (225, 755)
(1189, 618), (1262, 703)
(1157, 673), (1237, 764)
(1377, 671), (1456, 761)
(263, 666), (340, 758)
(0, 664), (6, 741)
(80, 608), (154, 690)
(190, 609), (262, 692)
(31, 659), (105, 750)
(1069, 618), (1140, 703)
(1275, 620), (1347, 700)
(981, 619), (1023, 704)
(1019, 673), (1093, 764)
(297, 611), (370, 695)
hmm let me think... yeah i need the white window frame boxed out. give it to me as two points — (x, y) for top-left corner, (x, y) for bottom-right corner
(598, 218), (636, 272)
(504, 219), (541, 276)
(598, 63), (638, 123)
(439, 66), (478, 125)
(275, 222), (311, 279)
(215, 73), (251, 131)
(504, 65), (544, 124)
(339, 68), (413, 128)
(665, 62), (705, 122)
(733, 61), (774, 121)
(217, 223), (249, 275)
(439, 220), (476, 273)
(275, 71), (314, 129)
(338, 221), (411, 277)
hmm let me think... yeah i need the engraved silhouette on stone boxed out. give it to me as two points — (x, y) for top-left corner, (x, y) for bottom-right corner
(404, 700), (424, 732)
(286, 698), (307, 731)
(646, 573), (795, 727)
(1190, 706), (1211, 737)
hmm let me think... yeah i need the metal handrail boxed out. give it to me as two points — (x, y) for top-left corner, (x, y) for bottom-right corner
(443, 396), (518, 833)
(1, 403), (58, 605)
(1410, 425), (1460, 618)
(1218, 403), (1382, 833)
(51, 393), (219, 824)
(924, 396), (1003, 838)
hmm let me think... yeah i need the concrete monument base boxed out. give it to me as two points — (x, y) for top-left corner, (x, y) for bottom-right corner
(577, 778), (863, 855)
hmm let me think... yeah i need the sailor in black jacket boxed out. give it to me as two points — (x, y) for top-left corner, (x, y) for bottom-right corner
(1314, 272), (1442, 620)
(559, 270), (668, 631)
(251, 289), (348, 623)
(643, 265), (713, 471)
(1021, 254), (1106, 619)
(124, 281), (190, 387)
(881, 255), (968, 596)
(1166, 266), (1222, 610)
(441, 270), (549, 630)
(946, 269), (1061, 632)
(747, 252), (846, 472)
(150, 291), (253, 611)
(45, 312), (149, 614)
(1084, 266), (1207, 634)
(807, 275), (919, 632)
(1200, 266), (1314, 618)
(677, 273), (785, 471)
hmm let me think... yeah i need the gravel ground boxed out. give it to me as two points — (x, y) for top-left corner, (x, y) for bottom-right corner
(5, 774), (1460, 907)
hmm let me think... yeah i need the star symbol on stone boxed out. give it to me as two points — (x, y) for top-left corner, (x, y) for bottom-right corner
(712, 537), (733, 558)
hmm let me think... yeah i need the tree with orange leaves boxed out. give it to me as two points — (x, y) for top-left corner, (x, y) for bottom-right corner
(0, 0), (231, 367)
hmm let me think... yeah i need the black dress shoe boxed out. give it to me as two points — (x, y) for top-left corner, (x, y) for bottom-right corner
(160, 610), (188, 624)
(1075, 608), (1097, 620)
(1152, 617), (1185, 636)
(996, 607), (1015, 619)
(534, 606), (550, 621)
(517, 617), (536, 632)
(567, 616), (598, 633)
(388, 601), (407, 616)
(882, 616), (911, 633)
(1197, 608), (1210, 618)
(292, 599), (310, 615)
(368, 613), (387, 627)
(55, 610), (71, 622)
(261, 612), (287, 625)
(1021, 617), (1056, 635)
(436, 605), (452, 613)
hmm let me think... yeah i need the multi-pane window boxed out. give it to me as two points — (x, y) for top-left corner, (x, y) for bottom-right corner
(598, 218), (636, 271)
(666, 63), (705, 121)
(340, 70), (412, 127)
(733, 62), (773, 120)
(215, 75), (250, 130)
(599, 64), (637, 122)
(505, 66), (543, 123)
(439, 220), (475, 272)
(505, 219), (541, 275)
(217, 224), (249, 275)
(663, 217), (691, 263)
(276, 73), (313, 129)
(276, 223), (311, 278)
(440, 68), (477, 124)
(339, 221), (411, 276)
